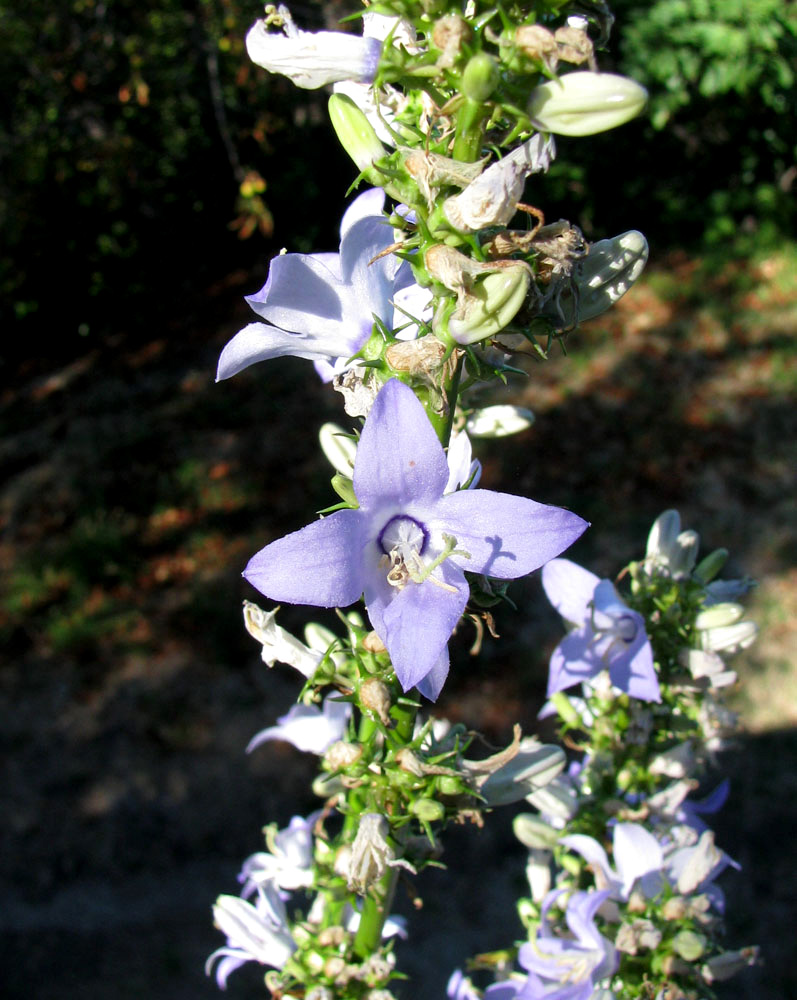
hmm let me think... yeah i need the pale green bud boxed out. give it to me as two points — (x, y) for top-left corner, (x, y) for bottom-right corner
(410, 797), (446, 822)
(672, 929), (707, 962)
(694, 603), (745, 630)
(528, 71), (647, 136)
(694, 547), (729, 583)
(328, 93), (388, 183)
(512, 812), (560, 850)
(442, 266), (531, 345)
(461, 52), (499, 102)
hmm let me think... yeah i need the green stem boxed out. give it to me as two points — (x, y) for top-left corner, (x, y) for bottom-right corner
(353, 868), (399, 960)
(452, 97), (487, 162)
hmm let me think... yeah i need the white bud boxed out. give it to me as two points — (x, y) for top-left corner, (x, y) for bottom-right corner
(528, 71), (647, 136)
(574, 230), (649, 322)
(319, 423), (357, 475)
(466, 404), (535, 438)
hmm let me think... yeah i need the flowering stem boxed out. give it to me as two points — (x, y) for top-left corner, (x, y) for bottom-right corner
(452, 97), (488, 162)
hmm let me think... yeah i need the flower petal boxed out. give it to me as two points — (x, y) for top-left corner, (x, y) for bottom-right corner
(547, 628), (600, 695)
(608, 631), (660, 702)
(436, 492), (588, 579)
(353, 379), (449, 507)
(415, 648), (450, 702)
(542, 558), (600, 625)
(613, 823), (663, 898)
(244, 509), (366, 608)
(247, 253), (346, 337)
(217, 322), (351, 381)
(366, 561), (467, 692)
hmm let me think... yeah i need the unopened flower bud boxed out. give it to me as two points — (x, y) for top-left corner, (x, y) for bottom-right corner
(324, 740), (364, 771)
(319, 422), (357, 475)
(513, 812), (560, 850)
(695, 603), (745, 630)
(573, 230), (649, 322)
(324, 956), (347, 979)
(466, 404), (535, 438)
(526, 777), (578, 820)
(442, 266), (531, 345)
(528, 72), (647, 136)
(694, 547), (729, 583)
(410, 797), (446, 822)
(359, 677), (392, 726)
(461, 52), (499, 102)
(672, 929), (706, 961)
(701, 947), (759, 983)
(328, 93), (388, 183)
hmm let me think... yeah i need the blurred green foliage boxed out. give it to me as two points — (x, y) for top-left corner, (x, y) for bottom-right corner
(0, 0), (347, 356)
(546, 0), (797, 250)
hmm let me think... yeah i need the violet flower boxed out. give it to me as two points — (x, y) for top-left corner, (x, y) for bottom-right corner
(245, 379), (587, 700)
(217, 189), (416, 383)
(542, 558), (660, 702)
(516, 888), (617, 998)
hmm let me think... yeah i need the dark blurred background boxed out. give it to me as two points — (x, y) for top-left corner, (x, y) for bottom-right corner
(1, 1), (795, 998)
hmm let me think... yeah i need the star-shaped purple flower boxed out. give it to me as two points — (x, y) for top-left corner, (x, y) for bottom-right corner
(217, 189), (415, 383)
(542, 558), (661, 702)
(244, 379), (588, 700)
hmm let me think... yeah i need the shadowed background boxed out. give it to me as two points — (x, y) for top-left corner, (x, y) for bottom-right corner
(1, 1), (795, 997)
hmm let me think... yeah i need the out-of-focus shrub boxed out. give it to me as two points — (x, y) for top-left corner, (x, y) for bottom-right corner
(0, 0), (348, 358)
(544, 0), (796, 251)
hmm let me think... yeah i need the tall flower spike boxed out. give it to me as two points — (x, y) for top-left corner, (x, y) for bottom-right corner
(542, 558), (661, 702)
(246, 5), (382, 90)
(244, 380), (588, 700)
(217, 189), (416, 383)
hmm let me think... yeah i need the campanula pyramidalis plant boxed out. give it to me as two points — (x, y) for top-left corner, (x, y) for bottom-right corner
(206, 3), (760, 997)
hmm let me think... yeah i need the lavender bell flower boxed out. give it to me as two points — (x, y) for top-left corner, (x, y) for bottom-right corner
(217, 189), (416, 383)
(516, 888), (617, 998)
(244, 379), (588, 700)
(542, 558), (661, 702)
(561, 822), (665, 901)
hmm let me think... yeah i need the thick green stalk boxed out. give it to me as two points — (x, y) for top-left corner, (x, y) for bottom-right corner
(452, 97), (488, 162)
